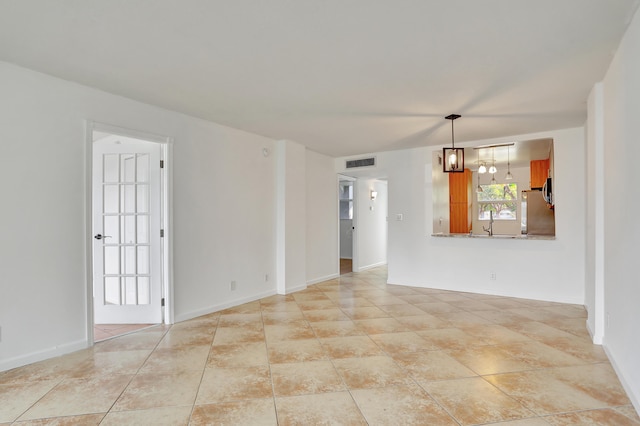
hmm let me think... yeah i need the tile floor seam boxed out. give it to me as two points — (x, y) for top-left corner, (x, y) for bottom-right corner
(408, 372), (457, 411)
(414, 382), (464, 426)
(345, 386), (393, 425)
(422, 378), (539, 426)
(96, 373), (141, 421)
(6, 378), (65, 424)
(186, 335), (216, 425)
(128, 326), (170, 377)
(258, 305), (282, 426)
(478, 374), (540, 420)
(16, 374), (130, 423)
(613, 406), (640, 424)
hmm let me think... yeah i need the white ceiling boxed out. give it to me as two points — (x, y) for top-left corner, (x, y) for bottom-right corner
(0, 1), (638, 157)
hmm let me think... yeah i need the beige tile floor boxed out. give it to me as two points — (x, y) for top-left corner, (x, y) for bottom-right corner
(1, 266), (639, 425)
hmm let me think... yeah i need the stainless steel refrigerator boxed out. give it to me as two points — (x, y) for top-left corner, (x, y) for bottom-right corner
(523, 190), (555, 236)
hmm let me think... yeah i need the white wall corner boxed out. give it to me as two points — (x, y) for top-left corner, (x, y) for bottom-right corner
(275, 140), (307, 295)
(586, 81), (606, 344)
(306, 150), (339, 284)
(275, 140), (287, 294)
(355, 261), (388, 272)
(282, 283), (308, 295)
(307, 273), (340, 286)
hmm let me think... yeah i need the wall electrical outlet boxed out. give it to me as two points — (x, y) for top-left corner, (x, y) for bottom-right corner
(490, 272), (497, 280)
(265, 274), (269, 282)
(230, 281), (237, 291)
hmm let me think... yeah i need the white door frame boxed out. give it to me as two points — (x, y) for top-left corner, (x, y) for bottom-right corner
(337, 174), (358, 274)
(85, 121), (174, 344)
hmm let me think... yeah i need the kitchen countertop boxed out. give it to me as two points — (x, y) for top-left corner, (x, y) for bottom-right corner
(431, 233), (555, 240)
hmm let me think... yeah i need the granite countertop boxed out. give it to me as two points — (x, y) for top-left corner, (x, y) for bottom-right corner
(431, 233), (555, 240)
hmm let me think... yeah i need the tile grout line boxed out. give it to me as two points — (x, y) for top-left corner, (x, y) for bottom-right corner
(184, 313), (220, 425)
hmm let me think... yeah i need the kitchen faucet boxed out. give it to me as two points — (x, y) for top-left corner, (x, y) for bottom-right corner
(483, 210), (494, 236)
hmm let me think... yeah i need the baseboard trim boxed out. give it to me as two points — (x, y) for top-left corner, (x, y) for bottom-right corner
(0, 339), (88, 373)
(282, 284), (307, 295)
(307, 273), (340, 286)
(355, 261), (387, 272)
(602, 343), (640, 416)
(585, 319), (604, 344)
(385, 276), (584, 305)
(174, 290), (277, 323)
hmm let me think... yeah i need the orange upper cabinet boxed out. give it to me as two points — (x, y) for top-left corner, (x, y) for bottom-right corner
(449, 168), (472, 233)
(530, 159), (550, 189)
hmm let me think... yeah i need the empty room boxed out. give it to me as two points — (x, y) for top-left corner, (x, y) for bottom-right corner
(1, 1), (640, 425)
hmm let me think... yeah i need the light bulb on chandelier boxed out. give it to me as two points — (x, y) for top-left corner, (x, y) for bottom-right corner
(505, 145), (513, 180)
(489, 148), (497, 174)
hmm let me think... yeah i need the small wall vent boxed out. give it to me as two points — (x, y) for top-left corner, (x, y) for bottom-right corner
(346, 157), (376, 169)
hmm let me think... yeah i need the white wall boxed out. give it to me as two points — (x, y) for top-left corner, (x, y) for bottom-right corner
(600, 6), (640, 410)
(173, 121), (277, 321)
(354, 179), (388, 270)
(0, 61), (278, 370)
(275, 140), (307, 294)
(348, 127), (586, 304)
(585, 83), (605, 344)
(305, 150), (338, 284)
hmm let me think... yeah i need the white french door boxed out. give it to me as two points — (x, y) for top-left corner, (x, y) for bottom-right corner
(92, 134), (162, 324)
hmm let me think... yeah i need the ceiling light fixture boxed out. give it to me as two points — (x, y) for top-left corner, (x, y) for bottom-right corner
(442, 114), (463, 173)
(505, 145), (513, 180)
(489, 148), (497, 174)
(478, 162), (487, 174)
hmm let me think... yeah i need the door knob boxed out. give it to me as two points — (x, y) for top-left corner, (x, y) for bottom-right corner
(94, 234), (112, 240)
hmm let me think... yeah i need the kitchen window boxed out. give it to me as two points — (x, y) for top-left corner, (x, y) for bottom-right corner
(478, 183), (518, 220)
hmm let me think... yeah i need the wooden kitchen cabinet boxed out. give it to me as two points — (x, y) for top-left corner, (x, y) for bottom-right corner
(449, 168), (472, 233)
(530, 159), (550, 189)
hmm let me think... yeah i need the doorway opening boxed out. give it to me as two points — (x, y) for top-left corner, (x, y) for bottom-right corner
(88, 122), (172, 343)
(338, 176), (356, 275)
(337, 174), (388, 277)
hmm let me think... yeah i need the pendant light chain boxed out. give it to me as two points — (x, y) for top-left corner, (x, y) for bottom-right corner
(451, 118), (455, 149)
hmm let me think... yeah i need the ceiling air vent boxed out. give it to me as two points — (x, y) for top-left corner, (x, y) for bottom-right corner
(346, 157), (376, 169)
